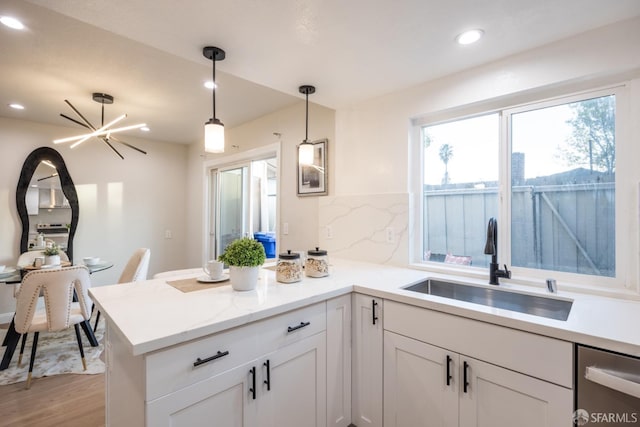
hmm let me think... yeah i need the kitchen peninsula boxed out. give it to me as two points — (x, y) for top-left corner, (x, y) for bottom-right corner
(89, 259), (640, 426)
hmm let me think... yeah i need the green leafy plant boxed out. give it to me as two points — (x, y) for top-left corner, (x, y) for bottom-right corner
(43, 244), (60, 256)
(218, 237), (266, 267)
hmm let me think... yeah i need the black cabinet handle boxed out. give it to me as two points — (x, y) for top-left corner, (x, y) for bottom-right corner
(372, 299), (379, 325)
(193, 350), (229, 367)
(463, 361), (469, 393)
(287, 321), (310, 333)
(263, 360), (271, 391)
(446, 355), (452, 386)
(249, 366), (256, 399)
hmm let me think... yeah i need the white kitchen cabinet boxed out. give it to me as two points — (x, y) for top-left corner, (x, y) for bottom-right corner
(384, 331), (458, 427)
(146, 332), (326, 427)
(326, 294), (352, 427)
(104, 299), (348, 427)
(383, 301), (573, 427)
(261, 332), (327, 427)
(146, 357), (259, 426)
(351, 294), (383, 427)
(26, 187), (39, 215)
(459, 355), (572, 427)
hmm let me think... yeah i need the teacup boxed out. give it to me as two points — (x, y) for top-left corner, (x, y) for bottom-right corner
(203, 260), (224, 279)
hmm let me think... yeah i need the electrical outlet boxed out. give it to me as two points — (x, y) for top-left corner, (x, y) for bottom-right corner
(325, 225), (333, 239)
(165, 229), (172, 239)
(386, 227), (394, 243)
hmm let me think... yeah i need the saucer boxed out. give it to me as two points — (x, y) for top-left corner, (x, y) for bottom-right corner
(197, 273), (230, 283)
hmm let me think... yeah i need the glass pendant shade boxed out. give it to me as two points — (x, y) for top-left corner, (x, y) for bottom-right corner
(298, 140), (314, 165)
(205, 118), (225, 153)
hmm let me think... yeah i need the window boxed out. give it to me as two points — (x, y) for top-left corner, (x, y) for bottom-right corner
(418, 88), (621, 286)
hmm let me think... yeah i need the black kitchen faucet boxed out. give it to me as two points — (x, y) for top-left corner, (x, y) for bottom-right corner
(483, 217), (511, 285)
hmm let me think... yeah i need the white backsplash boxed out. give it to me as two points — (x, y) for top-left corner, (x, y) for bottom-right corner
(318, 193), (409, 265)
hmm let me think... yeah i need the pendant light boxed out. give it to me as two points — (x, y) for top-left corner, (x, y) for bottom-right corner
(203, 46), (226, 153)
(298, 85), (316, 165)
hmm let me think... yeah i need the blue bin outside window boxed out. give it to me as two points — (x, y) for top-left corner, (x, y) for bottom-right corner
(254, 232), (276, 258)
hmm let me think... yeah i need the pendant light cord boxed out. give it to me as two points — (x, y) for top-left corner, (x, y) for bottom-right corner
(212, 56), (216, 119)
(305, 91), (309, 142)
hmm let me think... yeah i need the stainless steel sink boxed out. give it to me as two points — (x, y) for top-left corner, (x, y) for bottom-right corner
(403, 279), (573, 321)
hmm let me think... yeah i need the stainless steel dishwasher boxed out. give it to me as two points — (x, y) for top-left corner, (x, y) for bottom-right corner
(576, 345), (640, 426)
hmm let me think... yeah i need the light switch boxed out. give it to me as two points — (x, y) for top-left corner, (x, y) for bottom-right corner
(165, 229), (172, 239)
(283, 222), (289, 235)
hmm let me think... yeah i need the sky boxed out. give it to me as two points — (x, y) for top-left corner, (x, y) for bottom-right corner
(423, 104), (575, 185)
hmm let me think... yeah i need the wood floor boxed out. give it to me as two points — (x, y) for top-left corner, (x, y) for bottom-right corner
(0, 372), (105, 427)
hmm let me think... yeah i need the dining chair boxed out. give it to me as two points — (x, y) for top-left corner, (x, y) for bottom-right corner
(13, 250), (71, 297)
(93, 248), (150, 331)
(14, 265), (93, 389)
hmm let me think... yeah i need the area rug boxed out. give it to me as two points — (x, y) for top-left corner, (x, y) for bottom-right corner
(0, 316), (105, 386)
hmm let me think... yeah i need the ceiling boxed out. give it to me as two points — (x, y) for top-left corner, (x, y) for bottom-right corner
(1, 0), (639, 147)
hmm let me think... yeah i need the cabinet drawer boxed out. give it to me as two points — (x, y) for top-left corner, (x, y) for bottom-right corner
(146, 302), (326, 401)
(384, 300), (572, 388)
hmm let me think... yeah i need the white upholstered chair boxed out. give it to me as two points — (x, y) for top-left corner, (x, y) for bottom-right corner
(13, 250), (71, 297)
(118, 248), (151, 283)
(93, 248), (150, 331)
(14, 265), (93, 389)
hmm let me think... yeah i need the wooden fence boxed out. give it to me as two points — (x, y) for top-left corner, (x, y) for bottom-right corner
(423, 183), (615, 277)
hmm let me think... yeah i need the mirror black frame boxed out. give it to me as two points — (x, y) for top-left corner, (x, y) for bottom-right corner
(16, 147), (79, 261)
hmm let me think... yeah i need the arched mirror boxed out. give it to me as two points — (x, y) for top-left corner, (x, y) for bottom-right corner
(16, 147), (79, 261)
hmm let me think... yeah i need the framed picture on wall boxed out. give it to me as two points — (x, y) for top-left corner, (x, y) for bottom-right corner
(297, 139), (328, 196)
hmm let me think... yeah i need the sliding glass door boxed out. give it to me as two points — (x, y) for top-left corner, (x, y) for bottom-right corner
(207, 156), (277, 261)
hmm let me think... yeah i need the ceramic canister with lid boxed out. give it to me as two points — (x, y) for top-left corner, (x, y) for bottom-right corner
(305, 247), (329, 277)
(276, 250), (302, 283)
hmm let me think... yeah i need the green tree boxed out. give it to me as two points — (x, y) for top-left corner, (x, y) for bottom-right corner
(562, 96), (615, 174)
(439, 143), (453, 184)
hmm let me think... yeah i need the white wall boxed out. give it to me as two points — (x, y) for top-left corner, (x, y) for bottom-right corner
(185, 101), (336, 265)
(0, 117), (189, 320)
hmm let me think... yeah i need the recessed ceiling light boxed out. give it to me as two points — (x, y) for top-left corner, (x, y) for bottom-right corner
(456, 29), (484, 45)
(140, 126), (150, 132)
(9, 103), (25, 110)
(204, 81), (217, 90)
(1, 16), (25, 30)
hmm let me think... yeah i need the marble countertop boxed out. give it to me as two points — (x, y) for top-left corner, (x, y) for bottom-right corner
(89, 259), (640, 357)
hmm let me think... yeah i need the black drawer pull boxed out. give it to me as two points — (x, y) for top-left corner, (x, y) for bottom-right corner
(193, 350), (229, 367)
(287, 321), (310, 333)
(446, 355), (452, 386)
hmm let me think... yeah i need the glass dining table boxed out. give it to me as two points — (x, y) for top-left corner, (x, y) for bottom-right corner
(0, 260), (114, 371)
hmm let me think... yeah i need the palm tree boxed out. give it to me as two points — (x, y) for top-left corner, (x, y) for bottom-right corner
(439, 143), (453, 184)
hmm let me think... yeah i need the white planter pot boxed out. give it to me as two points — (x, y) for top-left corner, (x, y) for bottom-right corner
(45, 255), (61, 266)
(229, 266), (259, 291)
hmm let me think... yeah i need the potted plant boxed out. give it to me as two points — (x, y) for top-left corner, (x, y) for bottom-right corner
(218, 237), (266, 291)
(43, 244), (61, 266)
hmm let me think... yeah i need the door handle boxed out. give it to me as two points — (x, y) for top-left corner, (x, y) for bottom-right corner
(372, 299), (379, 325)
(263, 360), (271, 391)
(249, 366), (256, 400)
(463, 361), (470, 393)
(585, 366), (640, 399)
(446, 355), (452, 386)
